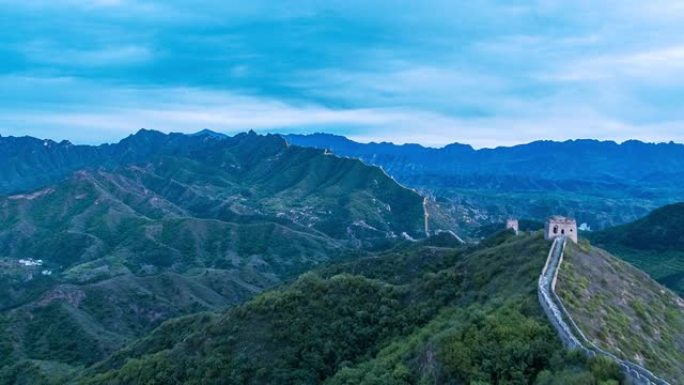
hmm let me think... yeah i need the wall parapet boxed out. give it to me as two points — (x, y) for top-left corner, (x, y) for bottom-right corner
(538, 237), (670, 385)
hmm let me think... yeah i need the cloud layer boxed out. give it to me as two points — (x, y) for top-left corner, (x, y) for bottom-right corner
(1, 0), (683, 147)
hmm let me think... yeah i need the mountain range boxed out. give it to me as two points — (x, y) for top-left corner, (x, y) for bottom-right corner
(0, 129), (681, 385)
(285, 133), (684, 233)
(0, 130), (425, 374)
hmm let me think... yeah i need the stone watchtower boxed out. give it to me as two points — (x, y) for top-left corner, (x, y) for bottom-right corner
(544, 216), (578, 243)
(506, 218), (519, 235)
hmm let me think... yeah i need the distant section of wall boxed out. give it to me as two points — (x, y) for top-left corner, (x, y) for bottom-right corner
(506, 219), (519, 235)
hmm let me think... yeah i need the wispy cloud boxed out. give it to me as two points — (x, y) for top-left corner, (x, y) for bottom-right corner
(544, 45), (684, 84)
(21, 41), (153, 67)
(1, 1), (683, 145)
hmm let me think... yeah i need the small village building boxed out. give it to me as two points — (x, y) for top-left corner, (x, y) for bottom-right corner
(544, 216), (578, 243)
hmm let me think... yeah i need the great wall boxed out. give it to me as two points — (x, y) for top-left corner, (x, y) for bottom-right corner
(538, 235), (671, 385)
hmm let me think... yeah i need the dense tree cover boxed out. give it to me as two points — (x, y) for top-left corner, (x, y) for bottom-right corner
(0, 317), (13, 368)
(439, 306), (558, 383)
(0, 361), (74, 385)
(24, 303), (104, 365)
(591, 202), (684, 251)
(53, 233), (624, 385)
(0, 130), (427, 377)
(0, 132), (661, 385)
(80, 273), (442, 385)
(590, 202), (684, 295)
(328, 305), (621, 385)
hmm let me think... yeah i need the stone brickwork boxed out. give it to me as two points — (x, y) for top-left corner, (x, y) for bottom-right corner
(544, 216), (578, 243)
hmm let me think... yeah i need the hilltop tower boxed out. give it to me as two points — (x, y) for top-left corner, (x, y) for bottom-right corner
(544, 216), (578, 243)
(506, 218), (519, 235)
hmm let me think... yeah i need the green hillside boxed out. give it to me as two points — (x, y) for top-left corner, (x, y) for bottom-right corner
(286, 134), (684, 233)
(557, 241), (684, 383)
(61, 233), (623, 385)
(589, 202), (684, 295)
(0, 131), (425, 378)
(1, 131), (677, 385)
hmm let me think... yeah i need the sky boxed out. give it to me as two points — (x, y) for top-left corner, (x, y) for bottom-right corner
(1, 0), (684, 148)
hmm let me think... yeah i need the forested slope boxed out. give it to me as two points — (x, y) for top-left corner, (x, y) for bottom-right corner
(69, 233), (623, 385)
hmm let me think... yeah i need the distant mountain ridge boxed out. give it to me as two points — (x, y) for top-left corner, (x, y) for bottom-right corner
(285, 133), (684, 231)
(285, 133), (684, 184)
(0, 129), (263, 195)
(0, 130), (424, 239)
(0, 129), (196, 194)
(0, 130), (680, 384)
(0, 129), (425, 372)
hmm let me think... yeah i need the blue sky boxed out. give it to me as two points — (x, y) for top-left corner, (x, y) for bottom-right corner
(1, 0), (684, 147)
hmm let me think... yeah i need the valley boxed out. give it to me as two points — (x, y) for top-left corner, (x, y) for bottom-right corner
(0, 130), (681, 385)
(4, 2), (684, 384)
(0, 130), (425, 381)
(285, 134), (684, 236)
(34, 232), (629, 384)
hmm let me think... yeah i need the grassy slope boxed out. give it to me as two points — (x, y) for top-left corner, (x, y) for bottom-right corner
(68, 233), (622, 385)
(556, 241), (684, 383)
(589, 202), (684, 296)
